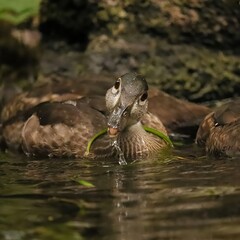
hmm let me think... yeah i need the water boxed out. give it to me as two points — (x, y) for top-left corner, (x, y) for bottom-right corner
(0, 145), (240, 240)
(112, 139), (127, 165)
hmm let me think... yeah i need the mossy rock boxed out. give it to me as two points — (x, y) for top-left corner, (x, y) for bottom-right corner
(39, 0), (95, 47)
(0, 22), (38, 85)
(40, 0), (240, 49)
(80, 36), (240, 101)
(12, 0), (238, 102)
(140, 40), (240, 102)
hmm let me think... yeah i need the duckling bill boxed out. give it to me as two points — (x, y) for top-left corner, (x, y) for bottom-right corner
(2, 72), (170, 160)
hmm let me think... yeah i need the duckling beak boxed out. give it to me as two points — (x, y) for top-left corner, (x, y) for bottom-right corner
(108, 127), (119, 138)
(107, 105), (127, 138)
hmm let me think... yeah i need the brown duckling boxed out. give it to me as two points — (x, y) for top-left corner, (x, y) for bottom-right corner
(1, 74), (112, 123)
(196, 99), (240, 157)
(1, 73), (210, 141)
(147, 88), (210, 137)
(2, 73), (170, 161)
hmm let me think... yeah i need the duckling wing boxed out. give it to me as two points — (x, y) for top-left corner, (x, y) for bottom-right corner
(196, 99), (240, 157)
(148, 88), (211, 137)
(22, 99), (107, 158)
(214, 99), (240, 126)
(2, 98), (106, 158)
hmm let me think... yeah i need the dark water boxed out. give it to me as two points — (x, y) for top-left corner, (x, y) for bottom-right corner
(0, 145), (240, 240)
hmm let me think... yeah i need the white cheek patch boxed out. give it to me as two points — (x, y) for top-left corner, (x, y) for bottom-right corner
(111, 86), (118, 94)
(131, 101), (140, 114)
(139, 99), (147, 106)
(105, 88), (121, 111)
(131, 100), (148, 116)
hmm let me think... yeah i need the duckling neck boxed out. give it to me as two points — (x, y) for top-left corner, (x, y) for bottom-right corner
(120, 121), (147, 140)
(116, 121), (164, 159)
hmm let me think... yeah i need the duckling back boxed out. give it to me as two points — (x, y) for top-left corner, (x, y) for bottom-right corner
(196, 99), (240, 157)
(2, 97), (107, 158)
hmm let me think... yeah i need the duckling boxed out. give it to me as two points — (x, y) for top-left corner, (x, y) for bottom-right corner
(1, 74), (111, 123)
(2, 73), (170, 160)
(196, 99), (240, 157)
(1, 73), (210, 141)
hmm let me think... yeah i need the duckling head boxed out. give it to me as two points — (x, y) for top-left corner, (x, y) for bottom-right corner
(105, 72), (148, 138)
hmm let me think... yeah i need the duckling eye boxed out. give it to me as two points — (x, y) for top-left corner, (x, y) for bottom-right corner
(123, 110), (128, 117)
(112, 78), (121, 94)
(140, 92), (148, 102)
(114, 79), (120, 89)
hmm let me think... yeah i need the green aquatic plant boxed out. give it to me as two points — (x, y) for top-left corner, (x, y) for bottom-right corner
(74, 179), (95, 188)
(0, 0), (40, 24)
(85, 126), (173, 156)
(85, 128), (108, 156)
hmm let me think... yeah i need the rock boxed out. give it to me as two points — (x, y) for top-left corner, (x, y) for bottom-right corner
(38, 0), (240, 102)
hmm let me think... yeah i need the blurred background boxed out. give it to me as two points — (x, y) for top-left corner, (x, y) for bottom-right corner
(0, 0), (240, 103)
(0, 2), (240, 240)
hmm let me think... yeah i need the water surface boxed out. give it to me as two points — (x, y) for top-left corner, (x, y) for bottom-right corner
(0, 145), (240, 240)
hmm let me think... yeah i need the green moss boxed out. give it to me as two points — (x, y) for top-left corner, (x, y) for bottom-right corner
(140, 40), (240, 101)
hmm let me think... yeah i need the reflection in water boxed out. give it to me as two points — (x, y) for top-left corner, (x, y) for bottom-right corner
(0, 147), (240, 240)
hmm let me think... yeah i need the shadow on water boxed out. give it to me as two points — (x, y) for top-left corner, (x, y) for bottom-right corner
(0, 145), (240, 240)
